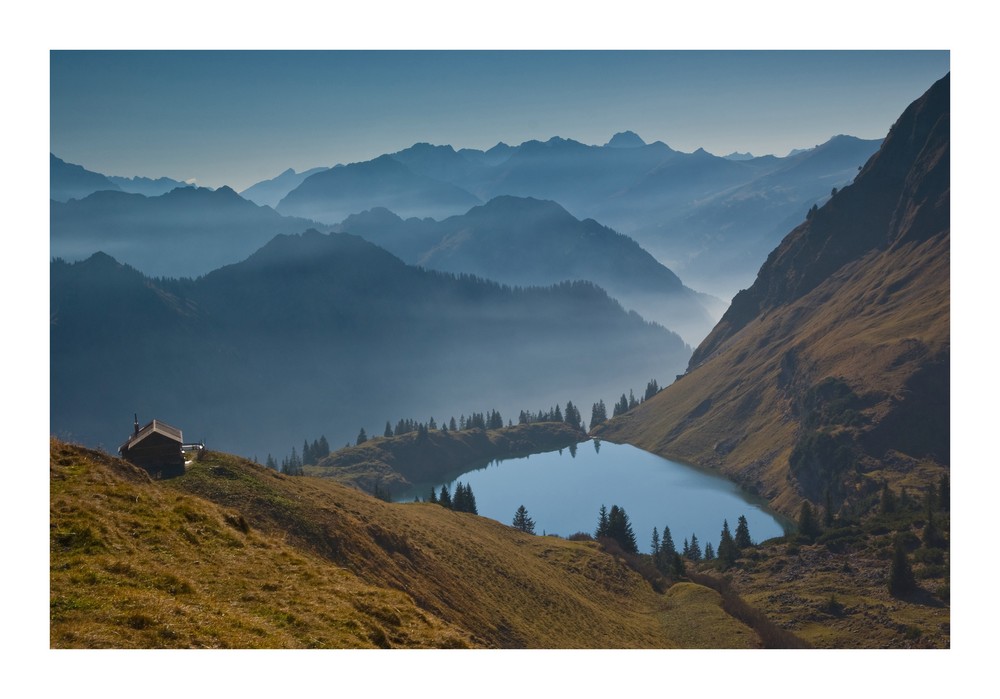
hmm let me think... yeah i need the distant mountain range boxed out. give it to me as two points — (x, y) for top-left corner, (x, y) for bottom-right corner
(51, 185), (324, 278)
(239, 166), (331, 208)
(595, 74), (950, 519)
(336, 196), (722, 344)
(247, 131), (882, 298)
(51, 230), (689, 458)
(276, 154), (482, 223)
(50, 153), (197, 201)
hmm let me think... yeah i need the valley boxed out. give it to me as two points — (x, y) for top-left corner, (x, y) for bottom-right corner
(48, 53), (951, 651)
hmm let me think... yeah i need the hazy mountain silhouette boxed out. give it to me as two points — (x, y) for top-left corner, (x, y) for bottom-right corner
(52, 231), (689, 458)
(605, 131), (647, 148)
(277, 155), (481, 224)
(595, 74), (949, 517)
(50, 154), (121, 202)
(240, 166), (330, 208)
(262, 131), (882, 299)
(51, 185), (325, 278)
(337, 196), (722, 344)
(634, 134), (885, 297)
(107, 174), (199, 197)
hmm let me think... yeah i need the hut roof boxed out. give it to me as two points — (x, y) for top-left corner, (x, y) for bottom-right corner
(119, 419), (183, 453)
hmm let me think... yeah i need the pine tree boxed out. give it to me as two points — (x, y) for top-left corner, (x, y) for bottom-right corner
(734, 515), (752, 550)
(464, 483), (478, 515)
(428, 486), (438, 504)
(449, 417), (458, 431)
(644, 379), (659, 401)
(607, 505), (638, 553)
(660, 526), (676, 558)
(687, 533), (701, 561)
(717, 519), (737, 568)
(356, 427), (368, 445)
(595, 505), (609, 539)
(798, 501), (820, 541)
(318, 435), (329, 459)
(651, 527), (661, 558)
(265, 454), (277, 471)
(452, 482), (468, 512)
(590, 400), (607, 428)
(439, 484), (452, 509)
(384, 421), (393, 438)
(888, 536), (917, 597)
(512, 505), (535, 534)
(704, 542), (714, 560)
(670, 552), (685, 578)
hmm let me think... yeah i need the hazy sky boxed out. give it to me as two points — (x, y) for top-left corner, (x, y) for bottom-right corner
(50, 50), (949, 192)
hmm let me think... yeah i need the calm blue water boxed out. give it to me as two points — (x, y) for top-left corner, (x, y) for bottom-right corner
(404, 440), (787, 554)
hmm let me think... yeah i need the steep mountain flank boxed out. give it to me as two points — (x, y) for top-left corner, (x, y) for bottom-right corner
(51, 439), (760, 648)
(595, 74), (949, 517)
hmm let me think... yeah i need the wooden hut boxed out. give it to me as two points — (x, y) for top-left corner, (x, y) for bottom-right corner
(118, 416), (185, 478)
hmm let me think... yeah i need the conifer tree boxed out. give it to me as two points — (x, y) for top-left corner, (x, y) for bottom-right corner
(439, 484), (452, 509)
(670, 552), (685, 578)
(734, 515), (752, 550)
(888, 536), (917, 597)
(595, 505), (609, 539)
(704, 542), (714, 560)
(453, 482), (468, 512)
(607, 505), (638, 553)
(590, 400), (607, 428)
(717, 519), (737, 568)
(798, 501), (820, 541)
(428, 486), (438, 504)
(687, 533), (701, 561)
(660, 526), (676, 559)
(464, 483), (478, 515)
(651, 527), (661, 558)
(938, 473), (950, 512)
(384, 421), (393, 438)
(512, 505), (535, 534)
(356, 427), (368, 445)
(449, 417), (458, 431)
(318, 435), (329, 459)
(682, 538), (689, 558)
(644, 379), (660, 401)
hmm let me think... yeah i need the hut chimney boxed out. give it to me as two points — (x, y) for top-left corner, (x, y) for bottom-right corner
(134, 413), (140, 436)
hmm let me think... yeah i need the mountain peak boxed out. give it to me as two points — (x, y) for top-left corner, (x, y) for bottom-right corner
(605, 131), (646, 149)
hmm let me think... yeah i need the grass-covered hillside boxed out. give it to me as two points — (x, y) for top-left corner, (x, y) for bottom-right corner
(50, 439), (761, 648)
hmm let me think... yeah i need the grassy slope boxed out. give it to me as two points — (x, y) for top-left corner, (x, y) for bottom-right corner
(306, 421), (585, 492)
(51, 439), (758, 648)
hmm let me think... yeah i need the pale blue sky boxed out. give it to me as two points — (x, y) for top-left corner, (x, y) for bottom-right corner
(51, 50), (948, 191)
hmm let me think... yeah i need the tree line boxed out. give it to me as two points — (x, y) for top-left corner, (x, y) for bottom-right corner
(426, 481), (479, 514)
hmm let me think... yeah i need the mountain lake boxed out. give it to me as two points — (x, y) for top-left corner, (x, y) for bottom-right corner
(402, 439), (789, 553)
